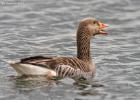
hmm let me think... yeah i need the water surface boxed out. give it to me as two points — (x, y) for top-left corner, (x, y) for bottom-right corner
(0, 0), (140, 100)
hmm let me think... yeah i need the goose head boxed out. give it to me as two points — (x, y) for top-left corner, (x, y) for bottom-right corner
(78, 17), (108, 37)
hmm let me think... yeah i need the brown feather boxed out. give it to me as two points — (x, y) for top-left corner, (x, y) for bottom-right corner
(9, 17), (108, 78)
(19, 56), (93, 78)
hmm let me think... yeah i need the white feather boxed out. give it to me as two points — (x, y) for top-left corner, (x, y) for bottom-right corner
(8, 60), (56, 76)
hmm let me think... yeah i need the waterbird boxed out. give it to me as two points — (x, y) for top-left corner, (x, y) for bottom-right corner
(8, 17), (108, 79)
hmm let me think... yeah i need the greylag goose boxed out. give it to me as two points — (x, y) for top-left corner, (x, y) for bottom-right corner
(8, 17), (108, 79)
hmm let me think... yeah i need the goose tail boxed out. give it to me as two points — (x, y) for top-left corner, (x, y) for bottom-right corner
(7, 60), (56, 76)
(7, 60), (20, 65)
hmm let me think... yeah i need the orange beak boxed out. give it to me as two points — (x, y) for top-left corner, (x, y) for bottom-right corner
(98, 21), (109, 35)
(98, 22), (109, 29)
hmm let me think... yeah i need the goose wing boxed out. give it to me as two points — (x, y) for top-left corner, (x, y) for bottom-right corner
(19, 56), (93, 78)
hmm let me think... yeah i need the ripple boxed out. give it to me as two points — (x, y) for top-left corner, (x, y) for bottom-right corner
(0, 0), (140, 100)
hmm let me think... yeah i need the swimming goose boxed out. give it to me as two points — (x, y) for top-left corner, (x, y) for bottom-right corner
(8, 17), (108, 79)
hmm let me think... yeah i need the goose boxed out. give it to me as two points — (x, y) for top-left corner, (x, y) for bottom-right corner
(8, 17), (108, 79)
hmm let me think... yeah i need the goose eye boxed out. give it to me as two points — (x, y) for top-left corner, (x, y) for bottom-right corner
(93, 21), (96, 24)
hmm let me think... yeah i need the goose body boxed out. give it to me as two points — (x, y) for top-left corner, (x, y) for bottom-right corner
(9, 17), (108, 79)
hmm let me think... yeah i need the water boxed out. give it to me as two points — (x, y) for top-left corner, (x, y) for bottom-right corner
(0, 0), (140, 100)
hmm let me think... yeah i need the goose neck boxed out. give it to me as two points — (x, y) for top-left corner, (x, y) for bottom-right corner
(76, 27), (92, 63)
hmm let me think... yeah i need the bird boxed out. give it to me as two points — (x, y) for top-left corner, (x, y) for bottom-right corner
(8, 17), (108, 79)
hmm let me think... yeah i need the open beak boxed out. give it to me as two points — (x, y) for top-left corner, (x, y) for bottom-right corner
(98, 21), (109, 35)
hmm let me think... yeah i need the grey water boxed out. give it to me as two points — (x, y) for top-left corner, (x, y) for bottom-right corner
(0, 0), (140, 100)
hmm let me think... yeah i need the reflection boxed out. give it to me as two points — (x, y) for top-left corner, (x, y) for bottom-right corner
(8, 75), (57, 93)
(73, 78), (104, 97)
(78, 89), (99, 96)
(8, 75), (103, 99)
(73, 78), (104, 90)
